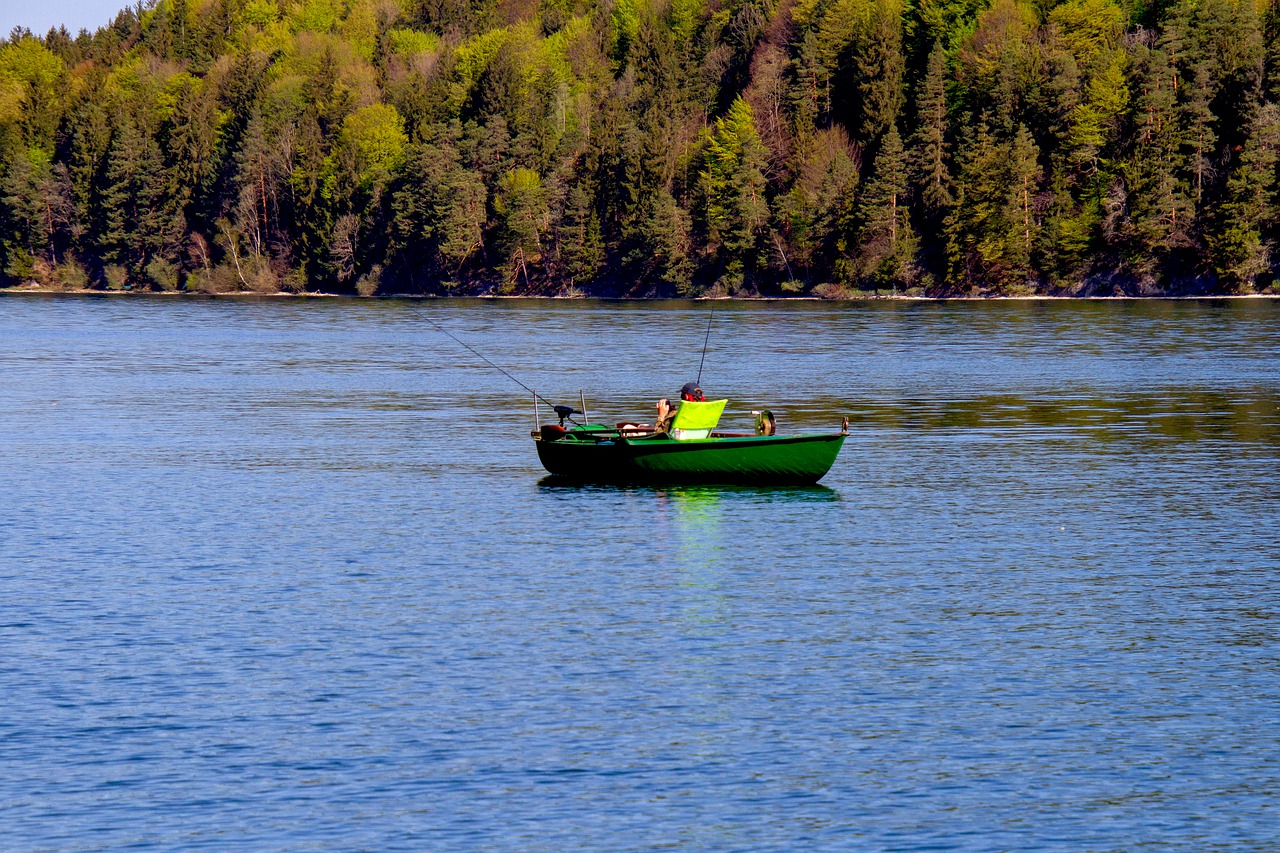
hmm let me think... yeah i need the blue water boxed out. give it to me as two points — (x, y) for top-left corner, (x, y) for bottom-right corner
(1, 295), (1277, 850)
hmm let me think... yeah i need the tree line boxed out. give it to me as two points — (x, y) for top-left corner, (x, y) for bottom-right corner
(1, 0), (1278, 296)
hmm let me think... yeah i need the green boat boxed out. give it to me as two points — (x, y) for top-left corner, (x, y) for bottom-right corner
(532, 398), (847, 485)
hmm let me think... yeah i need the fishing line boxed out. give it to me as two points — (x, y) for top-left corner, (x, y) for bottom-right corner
(422, 310), (560, 409)
(695, 300), (715, 386)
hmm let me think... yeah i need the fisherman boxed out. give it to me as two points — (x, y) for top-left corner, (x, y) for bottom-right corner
(654, 398), (676, 433)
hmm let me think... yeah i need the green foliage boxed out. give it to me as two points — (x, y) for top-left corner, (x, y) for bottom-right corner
(388, 28), (442, 58)
(778, 127), (859, 283)
(910, 42), (953, 216)
(0, 37), (67, 148)
(855, 125), (917, 286)
(244, 0), (281, 29)
(1049, 0), (1125, 69)
(292, 0), (343, 34)
(1, 146), (75, 276)
(1209, 102), (1280, 290)
(557, 182), (605, 282)
(611, 0), (640, 64)
(947, 121), (1042, 288)
(338, 103), (409, 190)
(493, 167), (548, 288)
(669, 0), (705, 41)
(855, 0), (905, 140)
(2, 0), (1278, 295)
(701, 97), (769, 263)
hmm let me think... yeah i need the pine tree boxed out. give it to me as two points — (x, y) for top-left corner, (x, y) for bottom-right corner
(436, 168), (487, 273)
(947, 120), (1042, 288)
(289, 112), (332, 281)
(856, 125), (917, 287)
(700, 97), (769, 283)
(790, 29), (824, 131)
(855, 0), (906, 142)
(777, 127), (860, 285)
(1181, 61), (1216, 214)
(97, 118), (171, 281)
(1002, 123), (1041, 279)
(391, 132), (487, 282)
(556, 183), (605, 284)
(494, 168), (549, 290)
(1, 147), (76, 278)
(63, 98), (112, 231)
(163, 78), (219, 218)
(1120, 43), (1193, 273)
(642, 187), (694, 294)
(1210, 103), (1280, 290)
(910, 42), (953, 217)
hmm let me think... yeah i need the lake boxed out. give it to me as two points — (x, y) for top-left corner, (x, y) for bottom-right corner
(1, 294), (1277, 851)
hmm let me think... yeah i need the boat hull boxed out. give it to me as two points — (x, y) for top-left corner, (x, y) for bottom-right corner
(534, 431), (846, 485)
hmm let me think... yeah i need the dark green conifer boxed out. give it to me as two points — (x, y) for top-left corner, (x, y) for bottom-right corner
(910, 42), (954, 217)
(1210, 103), (1280, 290)
(856, 124), (917, 287)
(856, 0), (906, 142)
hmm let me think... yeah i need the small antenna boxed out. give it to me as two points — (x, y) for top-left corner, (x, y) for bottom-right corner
(696, 301), (715, 386)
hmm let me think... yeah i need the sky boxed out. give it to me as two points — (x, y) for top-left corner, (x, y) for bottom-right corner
(2, 0), (129, 37)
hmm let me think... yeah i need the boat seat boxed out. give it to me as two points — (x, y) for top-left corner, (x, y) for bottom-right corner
(669, 399), (727, 440)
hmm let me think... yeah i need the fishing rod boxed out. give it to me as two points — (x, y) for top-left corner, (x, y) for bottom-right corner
(422, 311), (580, 422)
(695, 300), (715, 387)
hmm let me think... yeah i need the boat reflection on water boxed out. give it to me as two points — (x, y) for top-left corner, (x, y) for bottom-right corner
(534, 481), (840, 631)
(665, 487), (729, 631)
(535, 479), (841, 502)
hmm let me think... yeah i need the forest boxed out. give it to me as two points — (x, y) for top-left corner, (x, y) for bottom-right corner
(0, 0), (1278, 296)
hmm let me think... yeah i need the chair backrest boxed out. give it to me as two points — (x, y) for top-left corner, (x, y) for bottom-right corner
(670, 399), (727, 440)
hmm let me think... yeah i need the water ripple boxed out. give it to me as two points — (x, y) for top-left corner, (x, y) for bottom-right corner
(1, 295), (1277, 851)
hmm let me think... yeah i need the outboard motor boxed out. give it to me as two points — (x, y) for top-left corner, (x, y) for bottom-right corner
(553, 405), (580, 427)
(752, 410), (776, 436)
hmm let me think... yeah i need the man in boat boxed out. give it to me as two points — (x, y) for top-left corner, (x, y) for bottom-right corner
(654, 398), (675, 433)
(680, 382), (705, 403)
(633, 384), (704, 435)
(650, 383), (704, 434)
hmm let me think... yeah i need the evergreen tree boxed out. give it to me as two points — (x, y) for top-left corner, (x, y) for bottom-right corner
(778, 127), (859, 281)
(1120, 43), (1193, 274)
(947, 121), (1003, 286)
(856, 0), (906, 142)
(700, 97), (769, 287)
(1210, 103), (1280, 290)
(288, 111), (336, 283)
(856, 125), (917, 287)
(1182, 61), (1216, 214)
(163, 78), (220, 222)
(556, 182), (605, 284)
(1002, 123), (1042, 278)
(390, 131), (487, 284)
(641, 187), (694, 294)
(1, 147), (76, 278)
(910, 42), (954, 219)
(947, 120), (1042, 288)
(2, 0), (1280, 295)
(97, 118), (174, 283)
(494, 167), (549, 290)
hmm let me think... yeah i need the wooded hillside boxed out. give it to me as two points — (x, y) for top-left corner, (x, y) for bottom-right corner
(2, 0), (1278, 295)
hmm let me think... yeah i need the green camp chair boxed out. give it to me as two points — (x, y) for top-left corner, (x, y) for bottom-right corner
(669, 399), (727, 440)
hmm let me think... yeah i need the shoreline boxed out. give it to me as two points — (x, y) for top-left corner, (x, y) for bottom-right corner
(3, 285), (1279, 302)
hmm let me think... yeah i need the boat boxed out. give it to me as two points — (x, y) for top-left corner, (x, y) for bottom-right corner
(532, 398), (847, 485)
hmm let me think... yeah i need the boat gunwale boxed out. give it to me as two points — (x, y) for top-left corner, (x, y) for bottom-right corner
(532, 429), (845, 448)
(623, 431), (844, 450)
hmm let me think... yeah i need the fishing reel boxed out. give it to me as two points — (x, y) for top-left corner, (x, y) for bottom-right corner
(752, 410), (776, 436)
(553, 405), (581, 426)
